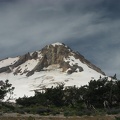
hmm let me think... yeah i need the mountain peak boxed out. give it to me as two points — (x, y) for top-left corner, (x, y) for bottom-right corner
(0, 42), (105, 76)
(51, 42), (64, 47)
(0, 42), (106, 99)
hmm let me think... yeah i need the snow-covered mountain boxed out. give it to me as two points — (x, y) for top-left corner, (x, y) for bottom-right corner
(0, 42), (106, 100)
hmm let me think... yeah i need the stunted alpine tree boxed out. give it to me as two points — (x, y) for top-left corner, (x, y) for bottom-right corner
(0, 80), (14, 101)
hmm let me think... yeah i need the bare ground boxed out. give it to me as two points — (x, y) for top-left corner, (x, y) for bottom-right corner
(0, 113), (119, 120)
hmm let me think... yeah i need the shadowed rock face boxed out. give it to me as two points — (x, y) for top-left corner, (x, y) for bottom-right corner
(12, 53), (31, 68)
(27, 43), (105, 76)
(0, 66), (11, 73)
(26, 44), (76, 75)
(33, 55), (48, 72)
(40, 44), (71, 64)
(31, 52), (38, 60)
(0, 43), (105, 76)
(0, 80), (4, 86)
(29, 44), (84, 74)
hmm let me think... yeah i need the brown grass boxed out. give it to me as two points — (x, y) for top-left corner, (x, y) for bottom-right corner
(0, 115), (117, 120)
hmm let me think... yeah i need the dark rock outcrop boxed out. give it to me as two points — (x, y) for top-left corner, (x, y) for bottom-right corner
(0, 80), (4, 86)
(0, 66), (12, 73)
(34, 55), (48, 72)
(31, 51), (38, 59)
(26, 70), (34, 77)
(40, 44), (72, 65)
(60, 61), (70, 72)
(29, 44), (74, 74)
(12, 53), (31, 68)
(13, 66), (22, 75)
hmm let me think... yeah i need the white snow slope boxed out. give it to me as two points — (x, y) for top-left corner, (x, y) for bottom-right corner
(0, 43), (105, 101)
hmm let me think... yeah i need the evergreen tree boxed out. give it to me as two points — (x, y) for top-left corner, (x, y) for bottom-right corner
(0, 80), (14, 101)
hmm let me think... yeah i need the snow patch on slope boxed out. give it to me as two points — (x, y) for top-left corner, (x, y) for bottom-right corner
(13, 59), (40, 74)
(0, 57), (19, 68)
(64, 56), (102, 75)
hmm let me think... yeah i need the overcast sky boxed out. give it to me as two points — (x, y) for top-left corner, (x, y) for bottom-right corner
(0, 0), (120, 78)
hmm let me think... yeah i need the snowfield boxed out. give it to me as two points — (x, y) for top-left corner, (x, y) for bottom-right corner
(0, 60), (105, 101)
(0, 57), (19, 68)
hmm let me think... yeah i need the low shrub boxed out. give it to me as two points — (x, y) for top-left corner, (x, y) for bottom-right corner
(36, 108), (51, 115)
(115, 116), (120, 120)
(76, 111), (84, 116)
(27, 116), (35, 120)
(107, 108), (120, 115)
(64, 111), (69, 117)
(51, 110), (60, 116)
(76, 109), (93, 116)
(64, 110), (75, 117)
(16, 109), (25, 114)
(24, 108), (31, 113)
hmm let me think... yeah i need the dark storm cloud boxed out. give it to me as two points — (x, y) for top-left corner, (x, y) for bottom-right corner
(0, 0), (16, 2)
(0, 0), (120, 78)
(99, 0), (120, 18)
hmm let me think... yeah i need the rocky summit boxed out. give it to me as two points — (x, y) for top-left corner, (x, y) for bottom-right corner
(0, 42), (105, 76)
(0, 42), (106, 99)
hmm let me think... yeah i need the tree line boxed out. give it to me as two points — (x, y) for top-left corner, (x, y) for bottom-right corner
(16, 76), (120, 109)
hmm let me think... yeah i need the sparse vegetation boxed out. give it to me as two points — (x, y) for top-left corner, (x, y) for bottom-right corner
(14, 76), (120, 117)
(0, 77), (120, 119)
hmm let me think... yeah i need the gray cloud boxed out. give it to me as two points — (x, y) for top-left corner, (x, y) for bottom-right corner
(0, 0), (120, 78)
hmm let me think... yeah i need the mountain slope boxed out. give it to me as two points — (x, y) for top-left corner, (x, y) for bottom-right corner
(0, 42), (106, 100)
